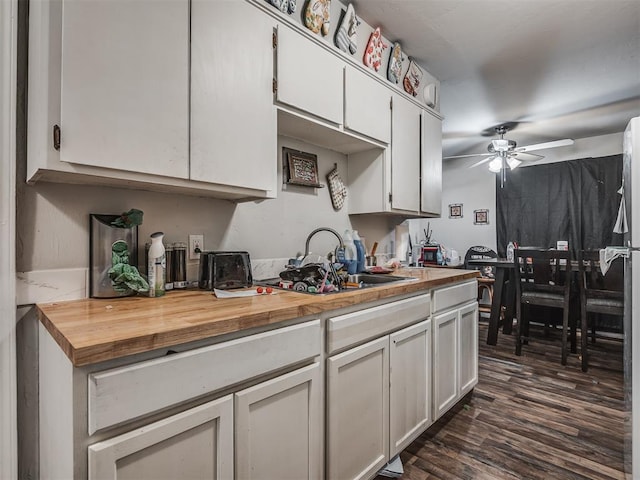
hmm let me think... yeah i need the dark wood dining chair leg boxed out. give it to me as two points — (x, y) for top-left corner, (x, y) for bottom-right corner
(581, 309), (589, 372)
(502, 276), (514, 335)
(561, 294), (571, 365)
(570, 314), (577, 354)
(515, 296), (523, 356)
(486, 268), (506, 345)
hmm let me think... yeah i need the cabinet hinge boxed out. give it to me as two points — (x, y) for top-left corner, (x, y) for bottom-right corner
(388, 192), (393, 203)
(390, 97), (393, 110)
(53, 124), (60, 151)
(272, 78), (278, 94)
(272, 31), (277, 49)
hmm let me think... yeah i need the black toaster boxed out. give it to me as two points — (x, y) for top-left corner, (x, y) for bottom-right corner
(198, 251), (253, 290)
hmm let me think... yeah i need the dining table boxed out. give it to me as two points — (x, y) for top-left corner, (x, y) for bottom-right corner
(467, 258), (517, 345)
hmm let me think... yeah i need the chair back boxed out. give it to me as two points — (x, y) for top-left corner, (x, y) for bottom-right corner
(513, 248), (572, 303)
(464, 246), (497, 277)
(577, 249), (624, 312)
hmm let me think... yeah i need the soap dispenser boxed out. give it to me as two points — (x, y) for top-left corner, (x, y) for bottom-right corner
(352, 230), (366, 273)
(342, 230), (358, 274)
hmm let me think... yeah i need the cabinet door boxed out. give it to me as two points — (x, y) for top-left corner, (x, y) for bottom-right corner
(344, 66), (391, 143)
(421, 110), (443, 215)
(88, 395), (233, 480)
(433, 309), (458, 419)
(391, 94), (421, 212)
(389, 320), (432, 457)
(60, 0), (188, 178)
(276, 26), (344, 125)
(235, 363), (322, 480)
(191, 0), (276, 192)
(327, 337), (389, 480)
(459, 302), (479, 396)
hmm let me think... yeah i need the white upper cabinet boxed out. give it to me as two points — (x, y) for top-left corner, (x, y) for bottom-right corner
(391, 94), (422, 213)
(344, 66), (392, 143)
(421, 110), (443, 215)
(191, 0), (277, 194)
(275, 26), (344, 125)
(60, 0), (189, 178)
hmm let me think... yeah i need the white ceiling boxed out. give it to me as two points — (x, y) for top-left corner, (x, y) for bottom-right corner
(353, 0), (640, 159)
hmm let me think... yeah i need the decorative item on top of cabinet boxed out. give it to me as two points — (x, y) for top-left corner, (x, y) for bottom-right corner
(387, 42), (403, 84)
(363, 27), (388, 72)
(283, 147), (323, 188)
(270, 0), (296, 14)
(327, 164), (347, 210)
(335, 3), (360, 55)
(403, 59), (424, 97)
(304, 0), (331, 36)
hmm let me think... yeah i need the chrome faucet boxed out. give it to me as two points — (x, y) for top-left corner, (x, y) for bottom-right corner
(303, 227), (345, 291)
(303, 227), (345, 260)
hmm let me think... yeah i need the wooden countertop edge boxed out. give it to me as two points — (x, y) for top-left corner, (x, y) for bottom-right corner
(37, 269), (480, 366)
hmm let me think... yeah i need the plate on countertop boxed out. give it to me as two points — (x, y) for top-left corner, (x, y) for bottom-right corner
(365, 266), (395, 274)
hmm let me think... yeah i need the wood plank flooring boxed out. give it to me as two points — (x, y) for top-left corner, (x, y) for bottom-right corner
(380, 322), (627, 480)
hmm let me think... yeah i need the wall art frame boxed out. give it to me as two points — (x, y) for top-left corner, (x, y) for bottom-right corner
(448, 203), (463, 219)
(282, 147), (323, 188)
(474, 209), (489, 225)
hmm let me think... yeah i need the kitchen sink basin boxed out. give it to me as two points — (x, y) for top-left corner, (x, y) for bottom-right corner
(256, 273), (417, 295)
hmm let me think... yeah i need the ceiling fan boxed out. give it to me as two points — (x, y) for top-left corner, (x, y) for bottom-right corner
(444, 124), (574, 186)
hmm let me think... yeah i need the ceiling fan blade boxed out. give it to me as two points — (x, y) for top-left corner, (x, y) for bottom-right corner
(443, 153), (493, 160)
(511, 151), (544, 160)
(515, 138), (574, 153)
(469, 156), (497, 168)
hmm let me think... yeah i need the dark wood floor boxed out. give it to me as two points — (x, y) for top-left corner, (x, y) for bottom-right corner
(382, 321), (627, 480)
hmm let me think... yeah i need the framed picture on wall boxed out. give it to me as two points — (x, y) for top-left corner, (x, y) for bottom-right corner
(283, 147), (323, 188)
(474, 209), (489, 225)
(449, 204), (463, 219)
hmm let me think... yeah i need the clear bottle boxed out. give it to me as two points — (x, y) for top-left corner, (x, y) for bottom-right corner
(147, 232), (166, 297)
(506, 242), (515, 262)
(342, 230), (358, 275)
(352, 230), (366, 273)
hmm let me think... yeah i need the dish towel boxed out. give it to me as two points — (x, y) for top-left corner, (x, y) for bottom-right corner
(599, 246), (629, 275)
(613, 185), (628, 234)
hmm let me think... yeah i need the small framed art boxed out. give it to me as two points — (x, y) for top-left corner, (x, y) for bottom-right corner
(283, 147), (322, 188)
(474, 209), (489, 225)
(449, 204), (463, 219)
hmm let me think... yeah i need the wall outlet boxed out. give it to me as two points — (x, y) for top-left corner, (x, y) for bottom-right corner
(188, 234), (204, 261)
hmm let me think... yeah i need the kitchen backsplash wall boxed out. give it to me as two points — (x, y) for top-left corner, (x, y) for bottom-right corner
(16, 135), (400, 295)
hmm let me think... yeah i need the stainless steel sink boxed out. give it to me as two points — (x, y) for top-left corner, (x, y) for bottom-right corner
(256, 273), (416, 295)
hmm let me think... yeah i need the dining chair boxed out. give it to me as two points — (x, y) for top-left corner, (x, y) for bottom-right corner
(464, 246), (498, 318)
(577, 249), (624, 372)
(513, 248), (572, 364)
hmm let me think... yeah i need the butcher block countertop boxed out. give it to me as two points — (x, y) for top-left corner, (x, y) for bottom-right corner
(37, 267), (479, 367)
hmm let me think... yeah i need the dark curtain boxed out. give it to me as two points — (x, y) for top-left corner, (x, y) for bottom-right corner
(496, 155), (623, 257)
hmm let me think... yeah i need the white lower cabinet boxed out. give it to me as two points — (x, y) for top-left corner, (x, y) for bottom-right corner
(326, 294), (433, 480)
(389, 320), (432, 457)
(235, 363), (322, 480)
(88, 362), (322, 480)
(432, 282), (479, 420)
(327, 337), (389, 480)
(88, 395), (234, 480)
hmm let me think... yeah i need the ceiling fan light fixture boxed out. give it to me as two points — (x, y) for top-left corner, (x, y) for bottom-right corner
(488, 157), (502, 172)
(507, 157), (522, 170)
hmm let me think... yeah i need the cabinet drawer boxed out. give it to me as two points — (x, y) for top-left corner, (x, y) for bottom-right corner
(327, 294), (430, 355)
(432, 280), (477, 314)
(88, 319), (320, 434)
